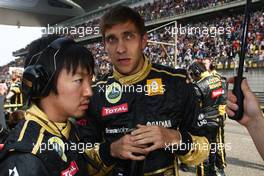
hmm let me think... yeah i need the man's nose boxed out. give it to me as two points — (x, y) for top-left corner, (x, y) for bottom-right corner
(83, 82), (93, 97)
(116, 40), (126, 54)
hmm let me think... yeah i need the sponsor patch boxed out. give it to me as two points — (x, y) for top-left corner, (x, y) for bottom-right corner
(76, 119), (87, 126)
(61, 161), (79, 176)
(197, 113), (208, 127)
(212, 88), (223, 98)
(208, 77), (222, 90)
(102, 103), (128, 117)
(48, 137), (67, 162)
(105, 127), (131, 134)
(9, 167), (19, 176)
(105, 82), (122, 104)
(146, 78), (164, 96)
(146, 120), (172, 128)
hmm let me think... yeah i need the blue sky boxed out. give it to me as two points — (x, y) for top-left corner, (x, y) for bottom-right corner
(0, 25), (43, 66)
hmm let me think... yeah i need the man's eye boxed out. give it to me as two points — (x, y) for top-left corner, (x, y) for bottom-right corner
(125, 33), (134, 40)
(106, 36), (117, 44)
(74, 79), (83, 83)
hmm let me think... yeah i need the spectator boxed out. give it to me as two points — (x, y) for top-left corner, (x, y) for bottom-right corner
(0, 80), (8, 95)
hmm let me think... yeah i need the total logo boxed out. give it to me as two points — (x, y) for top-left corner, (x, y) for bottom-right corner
(61, 161), (79, 176)
(102, 103), (128, 117)
(212, 88), (223, 99)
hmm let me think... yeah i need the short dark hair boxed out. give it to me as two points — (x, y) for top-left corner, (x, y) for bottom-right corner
(189, 62), (206, 77)
(8, 110), (25, 129)
(25, 35), (94, 96)
(100, 5), (146, 40)
(25, 34), (60, 68)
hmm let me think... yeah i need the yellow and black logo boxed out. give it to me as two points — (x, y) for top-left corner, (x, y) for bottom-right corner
(146, 78), (165, 96)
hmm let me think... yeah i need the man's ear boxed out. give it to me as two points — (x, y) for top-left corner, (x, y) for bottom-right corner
(142, 33), (148, 49)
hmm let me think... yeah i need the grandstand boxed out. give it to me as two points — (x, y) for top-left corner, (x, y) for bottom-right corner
(69, 0), (264, 108)
(63, 0), (264, 82)
(3, 3), (261, 71)
(50, 0), (263, 70)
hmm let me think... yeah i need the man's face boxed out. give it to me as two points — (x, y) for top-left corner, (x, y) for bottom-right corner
(104, 21), (147, 75)
(49, 65), (93, 121)
(11, 72), (19, 81)
(202, 59), (211, 71)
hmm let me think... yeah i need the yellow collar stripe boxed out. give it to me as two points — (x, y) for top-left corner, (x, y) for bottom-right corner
(151, 67), (186, 78)
(31, 127), (45, 154)
(25, 104), (71, 139)
(113, 56), (151, 85)
(18, 120), (29, 142)
(197, 71), (211, 83)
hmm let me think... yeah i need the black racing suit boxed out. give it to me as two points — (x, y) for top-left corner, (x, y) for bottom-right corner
(194, 71), (226, 176)
(0, 104), (110, 176)
(211, 70), (227, 170)
(78, 58), (209, 176)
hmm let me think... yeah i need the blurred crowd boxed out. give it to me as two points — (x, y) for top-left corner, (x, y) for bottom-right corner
(70, 0), (236, 39)
(86, 9), (264, 77)
(0, 69), (24, 133)
(88, 42), (113, 79)
(146, 10), (264, 67)
(0, 58), (24, 81)
(135, 0), (235, 21)
(1, 1), (263, 79)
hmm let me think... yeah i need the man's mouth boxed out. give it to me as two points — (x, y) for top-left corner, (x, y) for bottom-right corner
(79, 102), (89, 110)
(118, 58), (131, 65)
